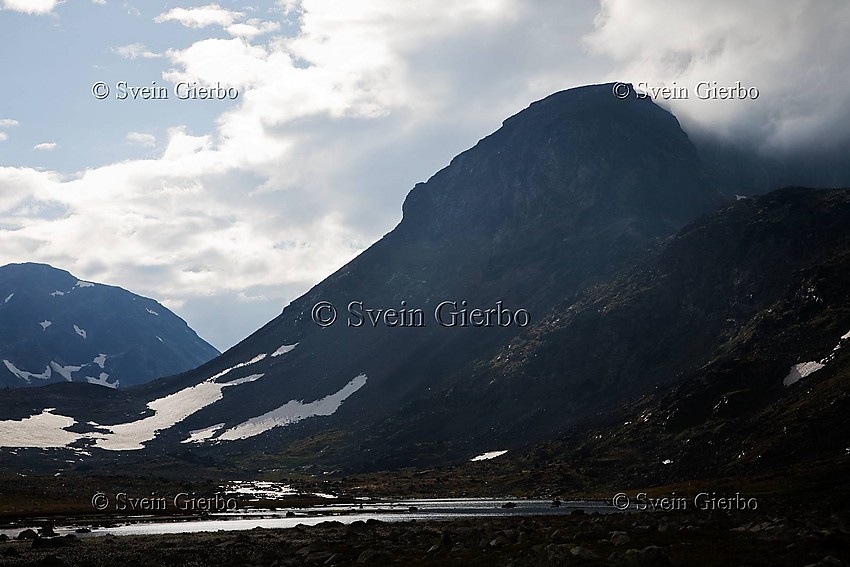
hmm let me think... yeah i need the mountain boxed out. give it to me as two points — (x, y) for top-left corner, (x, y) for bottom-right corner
(473, 187), (850, 493)
(0, 263), (219, 388)
(0, 83), (723, 467)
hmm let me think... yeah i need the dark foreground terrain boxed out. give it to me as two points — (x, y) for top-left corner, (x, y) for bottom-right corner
(1, 508), (848, 567)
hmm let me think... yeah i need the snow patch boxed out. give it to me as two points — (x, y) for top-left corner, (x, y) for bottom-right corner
(182, 423), (225, 444)
(74, 281), (95, 288)
(93, 354), (107, 369)
(50, 290), (64, 297)
(3, 293), (13, 303)
(210, 354), (267, 381)
(73, 324), (87, 339)
(0, 409), (82, 448)
(90, 373), (264, 451)
(470, 450), (508, 462)
(3, 360), (51, 383)
(214, 374), (368, 441)
(40, 320), (52, 330)
(146, 308), (159, 316)
(783, 361), (825, 387)
(50, 361), (82, 382)
(223, 481), (299, 499)
(156, 336), (163, 342)
(271, 343), (298, 357)
(842, 330), (850, 340)
(86, 373), (117, 389)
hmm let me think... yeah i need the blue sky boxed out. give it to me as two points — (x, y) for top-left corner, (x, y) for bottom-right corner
(1, 0), (848, 350)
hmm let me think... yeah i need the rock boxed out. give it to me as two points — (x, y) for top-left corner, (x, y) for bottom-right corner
(356, 549), (389, 563)
(640, 546), (669, 565)
(296, 544), (325, 556)
(2, 547), (20, 557)
(489, 536), (509, 548)
(546, 544), (574, 564)
(502, 502), (517, 509)
(815, 557), (844, 567)
(0, 534), (7, 541)
(17, 528), (38, 540)
(305, 551), (334, 563)
(611, 531), (630, 546)
(38, 526), (58, 537)
(75, 527), (92, 534)
(621, 545), (670, 567)
(286, 511), (297, 518)
(570, 546), (597, 559)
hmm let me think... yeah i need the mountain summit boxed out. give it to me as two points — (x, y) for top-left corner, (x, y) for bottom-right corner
(0, 263), (219, 388)
(0, 84), (722, 465)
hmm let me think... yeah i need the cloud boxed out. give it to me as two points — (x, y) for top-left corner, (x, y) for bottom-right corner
(0, 0), (605, 349)
(226, 19), (281, 39)
(1, 0), (59, 14)
(113, 43), (161, 60)
(125, 132), (156, 148)
(33, 142), (58, 151)
(585, 0), (850, 153)
(0, 166), (60, 212)
(0, 119), (20, 128)
(0, 133), (7, 143)
(154, 4), (243, 28)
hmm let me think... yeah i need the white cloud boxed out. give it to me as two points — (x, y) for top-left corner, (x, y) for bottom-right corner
(0, 119), (20, 128)
(125, 132), (156, 148)
(155, 4), (243, 28)
(585, 0), (850, 152)
(1, 0), (59, 14)
(226, 20), (280, 39)
(0, 0), (606, 348)
(113, 43), (161, 60)
(0, 166), (60, 212)
(33, 142), (58, 151)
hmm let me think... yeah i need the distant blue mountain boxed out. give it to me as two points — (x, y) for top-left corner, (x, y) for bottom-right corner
(0, 263), (219, 388)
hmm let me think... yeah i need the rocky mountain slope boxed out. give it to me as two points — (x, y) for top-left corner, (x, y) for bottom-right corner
(425, 187), (850, 492)
(0, 83), (724, 467)
(0, 263), (219, 388)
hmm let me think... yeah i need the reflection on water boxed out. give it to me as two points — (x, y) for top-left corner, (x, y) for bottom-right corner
(0, 498), (617, 538)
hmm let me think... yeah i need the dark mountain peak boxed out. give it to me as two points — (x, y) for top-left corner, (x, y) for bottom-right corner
(0, 263), (219, 388)
(1, 262), (76, 283)
(400, 82), (720, 242)
(0, 86), (735, 466)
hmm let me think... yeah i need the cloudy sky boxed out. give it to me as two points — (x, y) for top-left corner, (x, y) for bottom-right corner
(1, 0), (848, 350)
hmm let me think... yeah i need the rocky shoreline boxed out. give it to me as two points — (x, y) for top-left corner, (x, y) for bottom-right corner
(1, 508), (847, 566)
